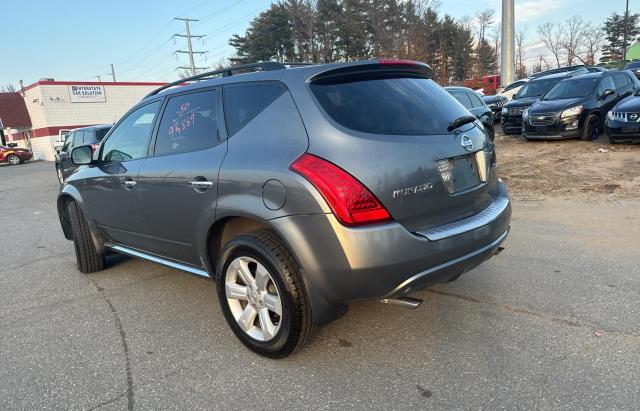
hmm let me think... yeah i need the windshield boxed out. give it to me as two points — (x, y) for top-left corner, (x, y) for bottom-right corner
(543, 78), (598, 100)
(515, 78), (564, 99)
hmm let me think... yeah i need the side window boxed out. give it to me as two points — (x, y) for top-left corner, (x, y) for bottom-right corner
(223, 82), (286, 136)
(613, 74), (629, 89)
(504, 80), (524, 92)
(101, 101), (160, 163)
(95, 127), (110, 142)
(83, 130), (99, 145)
(449, 90), (473, 109)
(62, 132), (75, 152)
(468, 92), (484, 108)
(154, 90), (219, 156)
(598, 77), (616, 95)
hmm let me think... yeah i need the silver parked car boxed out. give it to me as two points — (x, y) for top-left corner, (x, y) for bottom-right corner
(58, 60), (511, 357)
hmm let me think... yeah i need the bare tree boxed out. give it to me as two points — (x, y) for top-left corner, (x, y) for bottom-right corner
(488, 26), (501, 56)
(538, 22), (563, 68)
(515, 26), (528, 78)
(579, 23), (605, 65)
(475, 9), (495, 42)
(559, 15), (587, 66)
(0, 84), (16, 93)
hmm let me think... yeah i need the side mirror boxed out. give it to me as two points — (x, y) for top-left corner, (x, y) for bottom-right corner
(71, 145), (94, 166)
(601, 89), (615, 99)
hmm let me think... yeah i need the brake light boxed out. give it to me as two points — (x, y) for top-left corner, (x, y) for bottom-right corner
(290, 153), (392, 226)
(379, 59), (419, 66)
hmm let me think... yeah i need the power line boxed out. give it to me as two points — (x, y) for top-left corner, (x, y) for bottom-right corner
(191, 0), (246, 29)
(119, 0), (209, 69)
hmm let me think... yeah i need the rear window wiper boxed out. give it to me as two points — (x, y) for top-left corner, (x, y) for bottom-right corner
(447, 115), (477, 132)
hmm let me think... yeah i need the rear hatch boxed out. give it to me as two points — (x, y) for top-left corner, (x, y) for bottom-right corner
(302, 61), (498, 232)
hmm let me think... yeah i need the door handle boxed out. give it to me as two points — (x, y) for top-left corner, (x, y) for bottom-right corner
(122, 180), (137, 188)
(189, 180), (213, 189)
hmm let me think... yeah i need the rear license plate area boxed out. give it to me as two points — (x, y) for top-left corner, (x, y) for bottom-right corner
(451, 155), (481, 192)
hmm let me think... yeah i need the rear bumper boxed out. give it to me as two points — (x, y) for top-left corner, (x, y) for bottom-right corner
(271, 181), (511, 322)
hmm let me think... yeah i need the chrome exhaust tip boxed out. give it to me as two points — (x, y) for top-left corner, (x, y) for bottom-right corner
(380, 297), (423, 309)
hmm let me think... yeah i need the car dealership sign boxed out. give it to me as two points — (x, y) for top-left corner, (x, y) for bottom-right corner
(69, 85), (106, 103)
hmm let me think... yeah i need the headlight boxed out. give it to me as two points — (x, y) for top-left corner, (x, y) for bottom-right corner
(501, 107), (508, 115)
(561, 106), (583, 118)
(607, 111), (614, 121)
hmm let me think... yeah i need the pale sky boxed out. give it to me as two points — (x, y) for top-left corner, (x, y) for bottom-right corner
(0, 0), (632, 87)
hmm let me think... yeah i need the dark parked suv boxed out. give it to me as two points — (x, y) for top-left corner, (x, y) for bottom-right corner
(524, 71), (639, 140)
(445, 86), (495, 140)
(605, 91), (640, 142)
(57, 60), (511, 357)
(55, 124), (111, 184)
(625, 61), (640, 80)
(500, 70), (587, 134)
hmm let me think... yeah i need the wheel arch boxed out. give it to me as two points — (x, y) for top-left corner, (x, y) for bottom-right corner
(204, 213), (346, 326)
(56, 187), (107, 255)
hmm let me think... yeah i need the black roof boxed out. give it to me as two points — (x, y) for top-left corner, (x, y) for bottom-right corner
(528, 70), (589, 83)
(443, 86), (475, 92)
(74, 124), (112, 131)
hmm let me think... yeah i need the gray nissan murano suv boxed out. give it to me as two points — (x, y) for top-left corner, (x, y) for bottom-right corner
(58, 60), (511, 357)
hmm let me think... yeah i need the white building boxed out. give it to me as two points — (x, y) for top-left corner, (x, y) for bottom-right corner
(20, 80), (165, 160)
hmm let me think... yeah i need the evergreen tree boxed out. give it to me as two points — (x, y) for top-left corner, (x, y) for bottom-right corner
(601, 12), (640, 62)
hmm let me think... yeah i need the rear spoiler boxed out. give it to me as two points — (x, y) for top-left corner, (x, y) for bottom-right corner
(309, 60), (433, 84)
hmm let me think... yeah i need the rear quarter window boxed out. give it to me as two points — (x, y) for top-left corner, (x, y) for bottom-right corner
(223, 82), (286, 136)
(448, 90), (472, 109)
(310, 76), (469, 135)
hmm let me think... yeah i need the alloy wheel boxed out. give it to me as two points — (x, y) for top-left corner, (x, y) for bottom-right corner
(8, 155), (19, 165)
(57, 167), (64, 184)
(224, 256), (283, 341)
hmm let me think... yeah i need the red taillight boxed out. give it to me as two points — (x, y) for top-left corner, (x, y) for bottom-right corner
(290, 153), (392, 227)
(379, 59), (419, 66)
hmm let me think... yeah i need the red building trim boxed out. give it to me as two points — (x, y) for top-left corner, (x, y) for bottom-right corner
(10, 131), (28, 141)
(31, 125), (93, 138)
(22, 80), (166, 93)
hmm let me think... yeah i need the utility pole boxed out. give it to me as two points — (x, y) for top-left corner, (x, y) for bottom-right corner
(622, 0), (630, 61)
(174, 17), (208, 76)
(500, 0), (515, 84)
(110, 64), (117, 82)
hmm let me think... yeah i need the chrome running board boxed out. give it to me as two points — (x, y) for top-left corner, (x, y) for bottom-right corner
(109, 245), (210, 278)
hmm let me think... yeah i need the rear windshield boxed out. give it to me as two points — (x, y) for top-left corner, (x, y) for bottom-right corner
(84, 128), (110, 144)
(516, 77), (564, 98)
(310, 76), (470, 135)
(543, 78), (598, 100)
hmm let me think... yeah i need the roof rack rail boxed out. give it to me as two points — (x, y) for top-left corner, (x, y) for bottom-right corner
(145, 62), (287, 98)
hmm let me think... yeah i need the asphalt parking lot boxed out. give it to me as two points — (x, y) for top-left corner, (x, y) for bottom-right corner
(1, 158), (639, 410)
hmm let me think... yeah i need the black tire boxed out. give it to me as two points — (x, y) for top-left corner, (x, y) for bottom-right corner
(485, 124), (495, 141)
(608, 134), (617, 144)
(582, 114), (601, 141)
(67, 201), (104, 274)
(7, 154), (21, 165)
(216, 230), (317, 358)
